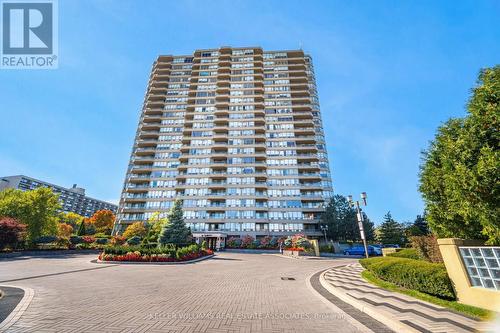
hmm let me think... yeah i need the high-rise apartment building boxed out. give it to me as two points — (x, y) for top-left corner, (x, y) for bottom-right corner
(116, 46), (333, 244)
(0, 175), (118, 217)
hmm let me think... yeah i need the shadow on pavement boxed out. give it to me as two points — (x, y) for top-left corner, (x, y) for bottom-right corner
(0, 251), (100, 262)
(0, 286), (24, 323)
(211, 257), (243, 261)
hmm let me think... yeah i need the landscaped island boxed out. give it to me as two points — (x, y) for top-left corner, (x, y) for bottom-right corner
(98, 244), (213, 263)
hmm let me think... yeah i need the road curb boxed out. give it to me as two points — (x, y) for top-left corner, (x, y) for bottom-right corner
(319, 270), (417, 333)
(0, 285), (34, 332)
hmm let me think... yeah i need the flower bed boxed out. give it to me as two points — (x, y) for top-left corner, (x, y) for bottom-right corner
(284, 247), (305, 252)
(98, 244), (213, 263)
(282, 234), (314, 257)
(225, 235), (284, 250)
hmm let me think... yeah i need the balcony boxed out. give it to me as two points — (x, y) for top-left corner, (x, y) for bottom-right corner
(131, 165), (153, 172)
(133, 156), (155, 163)
(125, 194), (148, 199)
(209, 203), (226, 208)
(208, 191), (226, 197)
(129, 173), (151, 179)
(126, 184), (149, 191)
(300, 182), (323, 188)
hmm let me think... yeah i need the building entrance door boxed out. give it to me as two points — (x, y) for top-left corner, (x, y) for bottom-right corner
(192, 232), (227, 251)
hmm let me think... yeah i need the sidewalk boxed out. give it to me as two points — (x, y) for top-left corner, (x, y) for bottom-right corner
(320, 263), (494, 333)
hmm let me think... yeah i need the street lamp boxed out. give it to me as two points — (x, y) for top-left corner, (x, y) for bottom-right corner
(347, 192), (369, 259)
(320, 225), (328, 243)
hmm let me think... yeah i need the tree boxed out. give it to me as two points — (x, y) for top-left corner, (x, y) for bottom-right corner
(76, 219), (86, 236)
(123, 222), (147, 239)
(320, 195), (374, 242)
(0, 188), (60, 244)
(58, 223), (73, 238)
(406, 214), (430, 237)
(144, 212), (168, 244)
(377, 212), (405, 245)
(158, 200), (192, 246)
(87, 210), (115, 234)
(361, 213), (375, 242)
(320, 195), (357, 241)
(0, 217), (26, 250)
(59, 212), (84, 230)
(419, 66), (499, 244)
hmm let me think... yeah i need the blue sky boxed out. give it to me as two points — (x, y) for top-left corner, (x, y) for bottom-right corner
(1, 0), (499, 224)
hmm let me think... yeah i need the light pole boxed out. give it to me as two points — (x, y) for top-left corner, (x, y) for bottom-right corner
(320, 225), (328, 244)
(347, 192), (369, 259)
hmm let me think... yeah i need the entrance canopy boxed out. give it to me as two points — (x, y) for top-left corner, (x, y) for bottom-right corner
(192, 232), (227, 250)
(192, 232), (227, 239)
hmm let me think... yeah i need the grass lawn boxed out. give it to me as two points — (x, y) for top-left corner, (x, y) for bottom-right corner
(361, 270), (494, 320)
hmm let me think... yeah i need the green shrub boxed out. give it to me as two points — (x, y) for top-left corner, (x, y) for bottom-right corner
(175, 244), (200, 259)
(141, 241), (158, 249)
(75, 243), (90, 250)
(320, 244), (334, 253)
(95, 238), (108, 245)
(101, 243), (204, 260)
(103, 244), (176, 257)
(103, 245), (137, 255)
(387, 248), (421, 260)
(56, 237), (70, 248)
(84, 224), (96, 235)
(69, 236), (83, 245)
(34, 235), (58, 244)
(410, 235), (443, 263)
(94, 233), (112, 239)
(126, 236), (141, 246)
(360, 257), (455, 299)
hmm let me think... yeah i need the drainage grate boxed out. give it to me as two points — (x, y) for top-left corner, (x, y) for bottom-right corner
(281, 277), (295, 280)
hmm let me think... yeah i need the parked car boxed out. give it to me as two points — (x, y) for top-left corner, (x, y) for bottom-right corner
(382, 244), (401, 248)
(343, 245), (376, 256)
(371, 244), (383, 255)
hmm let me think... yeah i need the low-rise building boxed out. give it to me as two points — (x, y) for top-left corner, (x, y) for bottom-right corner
(0, 175), (117, 217)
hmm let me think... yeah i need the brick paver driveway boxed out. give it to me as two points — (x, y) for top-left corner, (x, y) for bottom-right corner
(0, 252), (369, 332)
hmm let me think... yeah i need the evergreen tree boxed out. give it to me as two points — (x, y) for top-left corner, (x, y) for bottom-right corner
(320, 195), (358, 241)
(361, 212), (375, 241)
(419, 66), (499, 244)
(77, 220), (86, 236)
(158, 200), (192, 246)
(377, 212), (405, 245)
(406, 214), (430, 236)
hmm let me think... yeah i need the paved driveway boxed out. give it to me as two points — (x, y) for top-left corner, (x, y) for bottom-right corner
(0, 252), (368, 333)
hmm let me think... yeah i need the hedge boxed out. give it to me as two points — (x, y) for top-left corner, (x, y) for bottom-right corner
(102, 244), (204, 260)
(69, 236), (84, 245)
(360, 257), (455, 299)
(34, 236), (58, 244)
(126, 236), (141, 245)
(103, 244), (177, 257)
(387, 248), (421, 260)
(95, 238), (108, 245)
